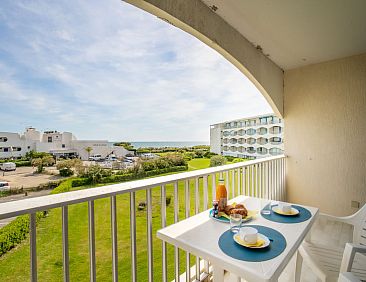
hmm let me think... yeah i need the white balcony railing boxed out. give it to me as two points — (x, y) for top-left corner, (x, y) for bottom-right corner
(0, 155), (286, 282)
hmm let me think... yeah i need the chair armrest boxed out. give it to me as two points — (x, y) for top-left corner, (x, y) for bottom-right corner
(338, 272), (361, 282)
(305, 212), (353, 243)
(340, 243), (366, 273)
(319, 212), (354, 224)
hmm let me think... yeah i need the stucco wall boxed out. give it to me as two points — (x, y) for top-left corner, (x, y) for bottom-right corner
(210, 124), (222, 154)
(284, 53), (366, 216)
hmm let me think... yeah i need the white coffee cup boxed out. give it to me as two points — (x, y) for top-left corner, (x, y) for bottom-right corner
(240, 227), (258, 244)
(278, 202), (292, 213)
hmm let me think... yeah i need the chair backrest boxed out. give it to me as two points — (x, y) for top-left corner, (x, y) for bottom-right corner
(351, 204), (366, 245)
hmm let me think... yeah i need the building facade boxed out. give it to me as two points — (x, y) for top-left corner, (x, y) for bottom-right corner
(0, 127), (132, 160)
(210, 114), (284, 159)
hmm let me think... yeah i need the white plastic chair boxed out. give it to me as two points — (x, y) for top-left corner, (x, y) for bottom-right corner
(338, 243), (366, 282)
(295, 204), (366, 282)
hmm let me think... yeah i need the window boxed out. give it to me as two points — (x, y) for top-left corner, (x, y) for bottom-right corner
(4, 147), (8, 152)
(257, 147), (268, 154)
(259, 118), (267, 125)
(258, 127), (268, 135)
(269, 148), (283, 155)
(27, 146), (31, 149)
(62, 144), (66, 148)
(0, 137), (8, 142)
(48, 136), (52, 143)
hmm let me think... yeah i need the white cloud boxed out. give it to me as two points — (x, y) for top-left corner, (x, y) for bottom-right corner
(0, 0), (272, 141)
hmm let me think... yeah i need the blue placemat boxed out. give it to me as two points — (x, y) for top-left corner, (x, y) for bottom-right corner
(261, 205), (312, 224)
(218, 225), (286, 262)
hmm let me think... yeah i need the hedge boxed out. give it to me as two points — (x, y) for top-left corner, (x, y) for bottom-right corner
(0, 160), (31, 167)
(100, 165), (188, 184)
(0, 212), (44, 256)
(14, 160), (31, 167)
(0, 164), (188, 257)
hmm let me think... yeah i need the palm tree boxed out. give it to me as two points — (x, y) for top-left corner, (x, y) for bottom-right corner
(84, 146), (93, 159)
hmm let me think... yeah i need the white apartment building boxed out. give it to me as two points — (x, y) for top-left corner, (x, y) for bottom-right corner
(210, 114), (284, 159)
(0, 127), (132, 160)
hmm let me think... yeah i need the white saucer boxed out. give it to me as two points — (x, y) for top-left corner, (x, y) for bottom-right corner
(272, 206), (300, 216)
(233, 233), (270, 249)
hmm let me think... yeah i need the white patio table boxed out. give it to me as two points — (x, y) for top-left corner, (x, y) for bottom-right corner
(157, 196), (318, 282)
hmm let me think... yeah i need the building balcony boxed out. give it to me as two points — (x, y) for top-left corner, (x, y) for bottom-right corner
(0, 156), (286, 282)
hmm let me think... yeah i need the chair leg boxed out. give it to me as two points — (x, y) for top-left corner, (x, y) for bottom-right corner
(295, 251), (303, 282)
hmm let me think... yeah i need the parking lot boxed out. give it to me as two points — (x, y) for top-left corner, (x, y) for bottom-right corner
(0, 166), (65, 190)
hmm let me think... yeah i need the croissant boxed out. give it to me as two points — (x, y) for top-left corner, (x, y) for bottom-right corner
(230, 208), (248, 217)
(224, 204), (235, 214)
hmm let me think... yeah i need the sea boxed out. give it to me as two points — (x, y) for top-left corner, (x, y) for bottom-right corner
(130, 141), (209, 149)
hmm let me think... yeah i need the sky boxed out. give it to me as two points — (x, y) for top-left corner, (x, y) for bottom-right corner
(0, 0), (272, 142)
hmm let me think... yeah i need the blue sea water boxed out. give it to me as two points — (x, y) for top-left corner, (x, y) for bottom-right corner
(130, 141), (209, 149)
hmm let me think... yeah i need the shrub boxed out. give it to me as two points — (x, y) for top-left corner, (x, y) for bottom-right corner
(0, 212), (44, 256)
(99, 165), (188, 184)
(210, 155), (227, 167)
(70, 178), (92, 187)
(59, 168), (73, 177)
(154, 158), (170, 169)
(25, 151), (53, 160)
(14, 160), (31, 167)
(232, 158), (246, 163)
(204, 151), (217, 158)
(225, 156), (235, 162)
(56, 159), (82, 176)
(194, 150), (204, 158)
(183, 152), (196, 161)
(80, 165), (112, 184)
(141, 161), (156, 171)
(32, 155), (55, 173)
(164, 153), (186, 166)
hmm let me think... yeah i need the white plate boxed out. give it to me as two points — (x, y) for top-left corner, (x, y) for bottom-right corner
(272, 206), (300, 216)
(233, 233), (270, 249)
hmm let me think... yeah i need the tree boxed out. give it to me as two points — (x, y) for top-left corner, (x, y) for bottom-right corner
(56, 159), (83, 177)
(81, 165), (111, 184)
(31, 155), (55, 173)
(84, 147), (93, 159)
(210, 155), (227, 167)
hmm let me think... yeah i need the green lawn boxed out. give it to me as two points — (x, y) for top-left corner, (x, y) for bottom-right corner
(0, 158), (226, 282)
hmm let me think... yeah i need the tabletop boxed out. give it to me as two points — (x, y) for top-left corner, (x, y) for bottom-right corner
(157, 196), (319, 282)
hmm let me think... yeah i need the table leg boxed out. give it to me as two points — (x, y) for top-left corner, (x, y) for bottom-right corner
(212, 265), (225, 282)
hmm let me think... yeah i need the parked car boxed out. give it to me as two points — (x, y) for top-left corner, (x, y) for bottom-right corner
(88, 154), (102, 161)
(106, 154), (117, 161)
(0, 162), (16, 171)
(0, 181), (10, 190)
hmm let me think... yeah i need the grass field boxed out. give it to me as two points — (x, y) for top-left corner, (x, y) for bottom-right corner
(0, 158), (225, 282)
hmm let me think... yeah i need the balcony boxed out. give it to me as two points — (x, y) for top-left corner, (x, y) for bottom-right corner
(270, 137), (283, 145)
(0, 156), (286, 282)
(257, 127), (268, 135)
(257, 137), (268, 145)
(246, 137), (256, 145)
(269, 126), (282, 135)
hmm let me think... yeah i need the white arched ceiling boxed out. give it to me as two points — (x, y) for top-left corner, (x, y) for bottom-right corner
(124, 0), (284, 117)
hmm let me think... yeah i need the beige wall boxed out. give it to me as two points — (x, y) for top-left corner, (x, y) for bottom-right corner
(284, 53), (366, 216)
